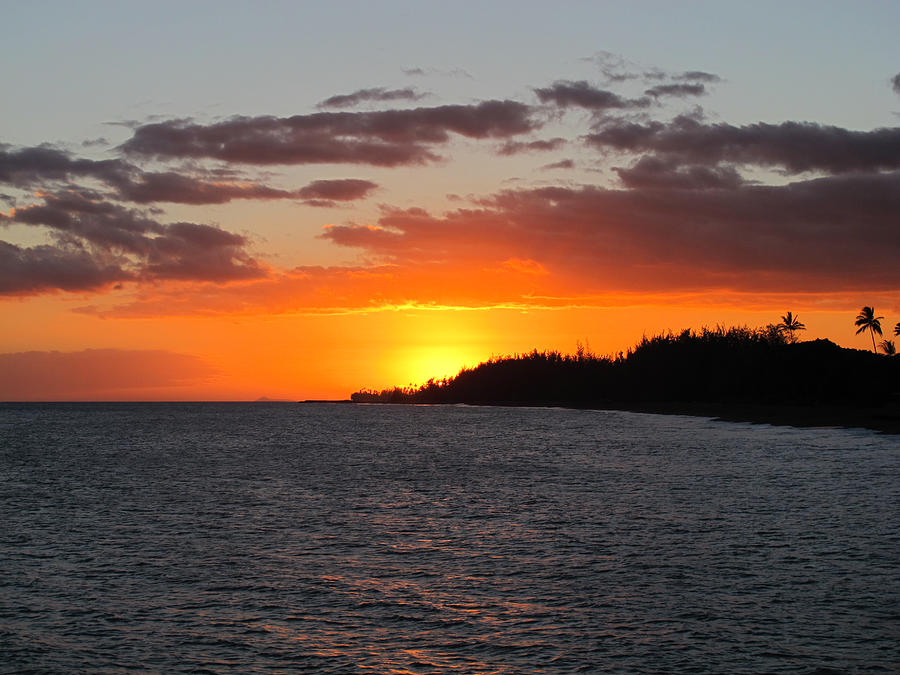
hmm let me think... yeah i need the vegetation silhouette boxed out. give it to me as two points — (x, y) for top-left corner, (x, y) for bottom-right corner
(855, 306), (884, 353)
(352, 325), (900, 416)
(881, 340), (896, 356)
(895, 321), (900, 337)
(776, 311), (805, 343)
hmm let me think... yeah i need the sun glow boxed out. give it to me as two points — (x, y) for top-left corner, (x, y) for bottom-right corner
(401, 346), (479, 387)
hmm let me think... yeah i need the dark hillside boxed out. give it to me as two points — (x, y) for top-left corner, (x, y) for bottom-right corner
(352, 328), (900, 418)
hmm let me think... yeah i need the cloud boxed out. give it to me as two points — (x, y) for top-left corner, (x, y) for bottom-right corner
(581, 51), (640, 83)
(673, 71), (721, 83)
(81, 137), (109, 148)
(120, 101), (537, 167)
(0, 240), (131, 294)
(613, 156), (744, 189)
(0, 145), (301, 205)
(321, 172), (900, 293)
(893, 72), (900, 94)
(1, 191), (265, 294)
(296, 178), (378, 201)
(644, 83), (707, 98)
(113, 171), (300, 204)
(534, 80), (650, 110)
(581, 52), (720, 86)
(317, 87), (426, 108)
(0, 145), (126, 187)
(497, 138), (566, 155)
(587, 116), (900, 174)
(540, 159), (575, 171)
(402, 67), (472, 79)
(0, 349), (216, 400)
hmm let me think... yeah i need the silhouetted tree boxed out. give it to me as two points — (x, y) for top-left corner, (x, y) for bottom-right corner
(776, 311), (806, 343)
(880, 340), (896, 356)
(895, 321), (900, 337)
(352, 323), (899, 408)
(855, 306), (883, 353)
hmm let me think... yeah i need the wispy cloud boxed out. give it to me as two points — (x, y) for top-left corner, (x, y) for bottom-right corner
(534, 81), (650, 110)
(540, 159), (574, 171)
(644, 83), (707, 99)
(316, 87), (426, 108)
(497, 138), (566, 156)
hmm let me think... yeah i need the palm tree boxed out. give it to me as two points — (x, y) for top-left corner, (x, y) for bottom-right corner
(895, 321), (900, 337)
(854, 306), (883, 353)
(776, 311), (806, 343)
(880, 339), (896, 356)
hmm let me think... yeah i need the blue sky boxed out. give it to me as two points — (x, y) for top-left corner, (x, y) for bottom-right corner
(4, 0), (898, 147)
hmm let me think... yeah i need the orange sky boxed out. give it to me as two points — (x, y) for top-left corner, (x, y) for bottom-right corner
(3, 290), (896, 401)
(2, 6), (899, 400)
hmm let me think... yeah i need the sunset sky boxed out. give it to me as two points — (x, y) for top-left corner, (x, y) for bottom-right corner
(2, 1), (899, 400)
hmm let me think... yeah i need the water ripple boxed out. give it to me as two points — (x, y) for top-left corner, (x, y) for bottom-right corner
(1, 402), (898, 673)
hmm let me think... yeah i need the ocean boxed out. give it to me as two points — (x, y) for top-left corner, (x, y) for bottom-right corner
(1, 402), (897, 673)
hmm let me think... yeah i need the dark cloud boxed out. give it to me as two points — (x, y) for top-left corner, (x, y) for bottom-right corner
(120, 101), (536, 167)
(322, 171), (900, 292)
(113, 171), (300, 204)
(893, 72), (900, 94)
(587, 116), (900, 174)
(0, 349), (216, 400)
(0, 145), (126, 187)
(640, 69), (720, 85)
(644, 83), (707, 98)
(81, 137), (110, 148)
(0, 240), (131, 294)
(141, 221), (262, 282)
(0, 145), (361, 205)
(317, 87), (425, 109)
(540, 159), (575, 171)
(534, 81), (650, 110)
(2, 191), (264, 294)
(613, 156), (744, 190)
(674, 71), (721, 83)
(497, 138), (566, 155)
(296, 179), (378, 201)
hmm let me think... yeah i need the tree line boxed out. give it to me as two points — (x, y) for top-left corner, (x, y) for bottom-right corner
(352, 318), (899, 407)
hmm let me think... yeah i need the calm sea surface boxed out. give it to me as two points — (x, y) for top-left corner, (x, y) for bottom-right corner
(1, 403), (898, 673)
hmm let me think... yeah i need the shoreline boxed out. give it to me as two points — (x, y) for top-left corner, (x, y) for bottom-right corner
(357, 399), (900, 435)
(592, 401), (900, 435)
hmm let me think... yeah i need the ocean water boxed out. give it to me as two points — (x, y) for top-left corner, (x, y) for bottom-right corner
(0, 403), (898, 674)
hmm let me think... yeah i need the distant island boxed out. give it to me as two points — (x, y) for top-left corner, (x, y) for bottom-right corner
(352, 325), (900, 434)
